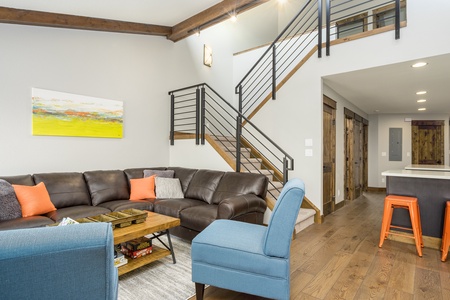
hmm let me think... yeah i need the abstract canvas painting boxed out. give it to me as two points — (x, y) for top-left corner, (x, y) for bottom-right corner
(32, 88), (123, 138)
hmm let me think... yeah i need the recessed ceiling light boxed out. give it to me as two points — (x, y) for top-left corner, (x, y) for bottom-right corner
(412, 62), (428, 68)
(230, 14), (237, 22)
(416, 91), (427, 95)
(418, 108), (427, 111)
(417, 99), (427, 103)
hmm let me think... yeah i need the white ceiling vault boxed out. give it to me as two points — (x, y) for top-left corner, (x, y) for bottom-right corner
(0, 0), (223, 26)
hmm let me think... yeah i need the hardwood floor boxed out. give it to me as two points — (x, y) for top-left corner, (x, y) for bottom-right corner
(189, 192), (450, 300)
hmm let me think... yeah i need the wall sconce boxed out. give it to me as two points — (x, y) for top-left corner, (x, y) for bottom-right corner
(203, 45), (213, 67)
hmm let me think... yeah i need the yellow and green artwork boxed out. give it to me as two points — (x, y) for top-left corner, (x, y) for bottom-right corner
(32, 88), (123, 138)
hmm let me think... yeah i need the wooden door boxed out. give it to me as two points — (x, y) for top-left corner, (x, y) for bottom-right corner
(353, 117), (363, 199)
(344, 108), (368, 201)
(323, 96), (336, 216)
(411, 120), (444, 165)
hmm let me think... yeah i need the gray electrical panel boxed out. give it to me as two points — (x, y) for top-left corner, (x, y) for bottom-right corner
(389, 128), (402, 161)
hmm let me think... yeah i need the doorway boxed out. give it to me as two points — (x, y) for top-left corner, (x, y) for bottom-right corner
(344, 108), (368, 201)
(411, 120), (445, 165)
(323, 96), (336, 216)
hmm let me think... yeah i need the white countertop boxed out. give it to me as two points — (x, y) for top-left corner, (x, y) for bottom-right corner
(382, 169), (450, 180)
(405, 164), (450, 171)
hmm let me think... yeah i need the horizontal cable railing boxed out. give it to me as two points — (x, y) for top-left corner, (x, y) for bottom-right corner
(328, 0), (403, 43)
(235, 0), (320, 118)
(169, 83), (294, 199)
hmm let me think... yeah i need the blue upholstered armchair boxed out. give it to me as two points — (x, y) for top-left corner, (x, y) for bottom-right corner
(0, 223), (118, 300)
(191, 178), (305, 300)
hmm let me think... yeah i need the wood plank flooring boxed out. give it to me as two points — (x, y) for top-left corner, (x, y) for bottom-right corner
(188, 192), (450, 300)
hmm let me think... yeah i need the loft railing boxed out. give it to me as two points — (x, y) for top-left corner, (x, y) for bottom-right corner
(236, 0), (403, 118)
(169, 83), (294, 196)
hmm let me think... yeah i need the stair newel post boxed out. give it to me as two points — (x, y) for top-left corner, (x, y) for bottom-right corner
(317, 0), (322, 58)
(395, 0), (400, 40)
(170, 93), (175, 145)
(200, 86), (206, 145)
(236, 85), (243, 172)
(272, 46), (277, 100)
(195, 87), (200, 145)
(283, 157), (288, 185)
(325, 0), (331, 56)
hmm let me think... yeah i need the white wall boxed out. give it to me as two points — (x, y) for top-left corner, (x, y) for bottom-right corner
(0, 23), (198, 175)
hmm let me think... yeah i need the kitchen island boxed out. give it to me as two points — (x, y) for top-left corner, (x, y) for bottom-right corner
(381, 169), (450, 239)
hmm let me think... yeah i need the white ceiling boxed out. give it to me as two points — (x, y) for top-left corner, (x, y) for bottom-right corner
(0, 0), (223, 26)
(323, 53), (450, 115)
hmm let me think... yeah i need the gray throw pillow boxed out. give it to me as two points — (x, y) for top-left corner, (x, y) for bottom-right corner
(0, 179), (22, 221)
(144, 169), (175, 179)
(155, 177), (184, 199)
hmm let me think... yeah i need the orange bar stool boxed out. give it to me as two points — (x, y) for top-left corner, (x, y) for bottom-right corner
(379, 195), (423, 257)
(441, 201), (450, 261)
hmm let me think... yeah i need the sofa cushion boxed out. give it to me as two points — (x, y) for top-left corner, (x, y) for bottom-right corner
(97, 199), (155, 212)
(180, 205), (218, 232)
(154, 198), (205, 218)
(13, 182), (57, 217)
(0, 180), (22, 221)
(0, 216), (54, 230)
(84, 170), (129, 206)
(45, 205), (111, 222)
(184, 170), (224, 204)
(33, 172), (91, 208)
(166, 167), (198, 193)
(155, 177), (184, 199)
(212, 172), (268, 205)
(0, 175), (35, 186)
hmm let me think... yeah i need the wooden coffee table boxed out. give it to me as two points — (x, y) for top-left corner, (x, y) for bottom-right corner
(113, 211), (180, 276)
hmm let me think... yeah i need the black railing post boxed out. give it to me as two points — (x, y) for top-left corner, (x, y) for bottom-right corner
(317, 0), (322, 58)
(195, 87), (200, 145)
(272, 46), (277, 100)
(200, 86), (206, 145)
(236, 85), (243, 172)
(283, 157), (288, 184)
(170, 93), (175, 145)
(395, 0), (400, 40)
(326, 0), (330, 56)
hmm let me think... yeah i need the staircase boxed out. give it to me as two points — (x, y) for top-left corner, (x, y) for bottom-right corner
(211, 135), (315, 232)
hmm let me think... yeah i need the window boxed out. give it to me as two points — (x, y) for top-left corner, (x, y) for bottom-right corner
(373, 1), (407, 29)
(336, 13), (368, 39)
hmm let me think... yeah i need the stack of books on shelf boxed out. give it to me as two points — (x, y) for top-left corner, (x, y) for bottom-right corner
(120, 237), (153, 259)
(114, 245), (128, 268)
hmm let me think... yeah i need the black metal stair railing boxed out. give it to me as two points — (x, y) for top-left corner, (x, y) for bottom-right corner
(235, 0), (403, 119)
(235, 0), (321, 118)
(169, 83), (294, 199)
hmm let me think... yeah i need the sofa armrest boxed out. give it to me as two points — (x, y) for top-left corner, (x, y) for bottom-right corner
(217, 194), (267, 219)
(0, 223), (118, 300)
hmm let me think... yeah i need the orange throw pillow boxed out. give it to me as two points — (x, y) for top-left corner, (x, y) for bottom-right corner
(13, 182), (56, 217)
(129, 175), (156, 200)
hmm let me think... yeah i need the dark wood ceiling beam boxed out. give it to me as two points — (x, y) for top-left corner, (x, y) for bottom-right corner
(0, 6), (172, 36)
(168, 0), (270, 42)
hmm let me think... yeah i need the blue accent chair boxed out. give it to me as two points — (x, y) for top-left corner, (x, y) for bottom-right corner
(191, 178), (306, 300)
(0, 223), (118, 300)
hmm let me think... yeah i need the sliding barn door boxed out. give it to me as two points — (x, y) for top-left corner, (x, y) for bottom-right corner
(411, 120), (444, 165)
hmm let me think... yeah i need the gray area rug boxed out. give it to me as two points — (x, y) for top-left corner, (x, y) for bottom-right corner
(118, 236), (195, 300)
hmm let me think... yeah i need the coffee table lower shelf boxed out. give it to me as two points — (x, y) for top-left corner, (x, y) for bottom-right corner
(118, 245), (170, 276)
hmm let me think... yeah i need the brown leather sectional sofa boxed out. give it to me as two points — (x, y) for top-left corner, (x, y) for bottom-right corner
(0, 167), (268, 240)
